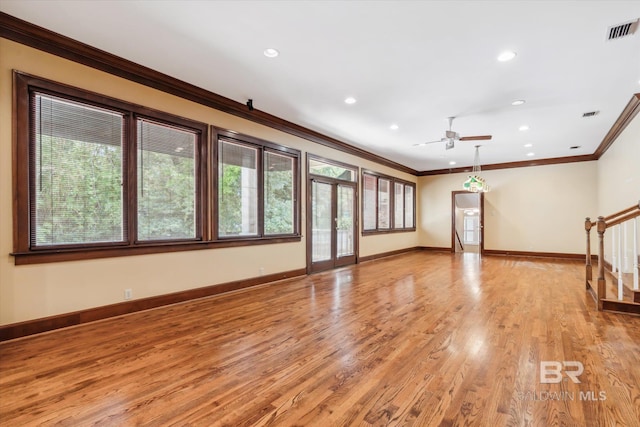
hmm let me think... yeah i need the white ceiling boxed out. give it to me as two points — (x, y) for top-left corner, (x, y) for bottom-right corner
(2, 1), (639, 172)
(454, 193), (480, 210)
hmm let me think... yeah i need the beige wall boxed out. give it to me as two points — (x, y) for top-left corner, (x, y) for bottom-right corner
(419, 161), (599, 254)
(597, 112), (640, 214)
(1, 37), (636, 326)
(0, 39), (418, 325)
(596, 112), (639, 267)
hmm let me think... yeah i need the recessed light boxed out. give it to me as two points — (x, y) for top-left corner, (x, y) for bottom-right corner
(524, 143), (533, 148)
(526, 152), (535, 157)
(344, 97), (357, 105)
(449, 161), (456, 165)
(511, 100), (526, 106)
(519, 125), (529, 131)
(497, 51), (517, 62)
(263, 48), (279, 58)
(390, 124), (399, 130)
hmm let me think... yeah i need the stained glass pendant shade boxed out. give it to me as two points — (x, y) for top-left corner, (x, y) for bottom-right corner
(463, 146), (490, 193)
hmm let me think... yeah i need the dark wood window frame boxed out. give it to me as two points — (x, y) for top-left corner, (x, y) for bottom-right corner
(12, 72), (300, 265)
(212, 128), (301, 241)
(361, 170), (416, 235)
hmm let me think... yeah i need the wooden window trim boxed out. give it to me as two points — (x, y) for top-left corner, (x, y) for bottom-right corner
(11, 71), (301, 265)
(361, 169), (416, 235)
(216, 138), (262, 239)
(212, 127), (301, 241)
(307, 153), (358, 182)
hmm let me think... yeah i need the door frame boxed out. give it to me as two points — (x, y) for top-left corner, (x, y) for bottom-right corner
(306, 154), (359, 274)
(451, 190), (485, 254)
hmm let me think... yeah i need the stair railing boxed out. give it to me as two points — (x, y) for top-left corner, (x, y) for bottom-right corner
(585, 201), (640, 312)
(455, 230), (464, 252)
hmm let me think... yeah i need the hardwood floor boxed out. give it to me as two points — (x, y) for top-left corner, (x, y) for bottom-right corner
(1, 252), (639, 426)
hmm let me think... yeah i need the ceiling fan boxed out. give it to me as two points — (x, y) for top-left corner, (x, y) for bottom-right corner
(415, 117), (492, 150)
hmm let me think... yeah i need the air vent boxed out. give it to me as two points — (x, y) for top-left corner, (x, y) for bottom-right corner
(607, 19), (639, 40)
(569, 145), (581, 150)
(582, 111), (599, 117)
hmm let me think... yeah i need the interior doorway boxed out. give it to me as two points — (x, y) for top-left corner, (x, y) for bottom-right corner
(451, 191), (484, 254)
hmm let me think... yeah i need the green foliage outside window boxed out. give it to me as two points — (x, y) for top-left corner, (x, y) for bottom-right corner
(137, 149), (195, 240)
(218, 164), (243, 235)
(265, 167), (294, 235)
(35, 135), (123, 245)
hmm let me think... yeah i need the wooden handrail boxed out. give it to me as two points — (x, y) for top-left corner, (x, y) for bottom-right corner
(603, 201), (640, 222)
(605, 210), (640, 228)
(455, 230), (464, 251)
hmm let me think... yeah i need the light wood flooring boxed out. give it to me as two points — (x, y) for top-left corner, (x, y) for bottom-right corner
(1, 252), (639, 426)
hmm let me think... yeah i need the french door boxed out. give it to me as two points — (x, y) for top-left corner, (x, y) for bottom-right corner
(308, 177), (357, 273)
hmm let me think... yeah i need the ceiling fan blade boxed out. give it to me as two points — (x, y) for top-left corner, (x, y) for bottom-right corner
(460, 135), (492, 141)
(414, 138), (446, 146)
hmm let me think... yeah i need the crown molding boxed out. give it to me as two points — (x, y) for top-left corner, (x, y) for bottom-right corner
(0, 12), (417, 176)
(593, 93), (640, 159)
(418, 154), (597, 176)
(419, 93), (639, 176)
(1, 12), (636, 178)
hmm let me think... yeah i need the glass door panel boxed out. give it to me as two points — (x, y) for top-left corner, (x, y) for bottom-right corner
(311, 181), (333, 263)
(336, 185), (354, 258)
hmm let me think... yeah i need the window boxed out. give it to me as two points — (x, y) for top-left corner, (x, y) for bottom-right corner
(394, 182), (404, 229)
(13, 73), (301, 264)
(33, 93), (125, 246)
(264, 151), (295, 235)
(463, 215), (480, 244)
(137, 119), (197, 241)
(16, 76), (206, 255)
(215, 130), (299, 240)
(308, 158), (356, 181)
(404, 185), (414, 228)
(363, 174), (377, 230)
(218, 140), (258, 237)
(378, 178), (390, 229)
(362, 170), (416, 233)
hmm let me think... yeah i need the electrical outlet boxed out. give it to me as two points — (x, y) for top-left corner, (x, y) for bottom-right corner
(259, 267), (264, 276)
(124, 289), (132, 300)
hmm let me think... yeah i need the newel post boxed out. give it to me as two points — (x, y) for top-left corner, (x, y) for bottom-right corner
(585, 217), (592, 287)
(596, 216), (606, 310)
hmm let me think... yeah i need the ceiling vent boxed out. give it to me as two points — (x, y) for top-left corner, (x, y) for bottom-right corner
(582, 111), (599, 117)
(607, 19), (639, 40)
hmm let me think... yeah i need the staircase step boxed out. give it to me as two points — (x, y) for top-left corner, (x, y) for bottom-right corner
(604, 269), (638, 303)
(601, 299), (640, 315)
